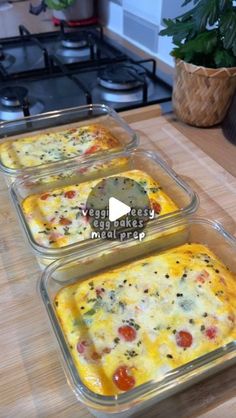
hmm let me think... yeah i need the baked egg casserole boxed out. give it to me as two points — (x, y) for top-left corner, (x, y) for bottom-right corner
(22, 169), (178, 248)
(0, 124), (120, 169)
(55, 243), (236, 395)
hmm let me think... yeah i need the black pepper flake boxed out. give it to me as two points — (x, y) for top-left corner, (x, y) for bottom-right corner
(176, 261), (180, 264)
(114, 337), (120, 344)
(172, 329), (177, 334)
(55, 301), (58, 306)
(165, 274), (170, 278)
(80, 306), (85, 310)
(144, 289), (149, 293)
(153, 326), (160, 331)
(125, 349), (138, 359)
(154, 271), (158, 274)
(123, 279), (127, 283)
(200, 325), (205, 331)
(129, 284), (132, 287)
(166, 354), (173, 359)
(215, 290), (224, 296)
(183, 273), (187, 278)
(176, 293), (183, 297)
(215, 269), (220, 273)
(203, 312), (208, 317)
(189, 319), (195, 324)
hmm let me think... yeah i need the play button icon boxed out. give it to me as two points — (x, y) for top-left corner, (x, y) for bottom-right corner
(86, 175), (151, 241)
(109, 197), (131, 222)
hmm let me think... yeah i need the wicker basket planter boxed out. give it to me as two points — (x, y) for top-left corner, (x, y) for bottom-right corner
(173, 59), (236, 127)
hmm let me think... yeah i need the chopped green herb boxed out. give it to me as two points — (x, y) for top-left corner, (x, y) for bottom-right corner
(84, 308), (96, 316)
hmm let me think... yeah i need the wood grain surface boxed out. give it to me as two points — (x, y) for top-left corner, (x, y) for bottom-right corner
(0, 107), (236, 418)
(0, 1), (56, 38)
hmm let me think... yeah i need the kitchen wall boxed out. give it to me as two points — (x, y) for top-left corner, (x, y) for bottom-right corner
(99, 0), (190, 68)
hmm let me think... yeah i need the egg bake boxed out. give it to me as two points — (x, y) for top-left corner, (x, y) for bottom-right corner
(55, 243), (236, 395)
(0, 124), (120, 170)
(22, 169), (178, 248)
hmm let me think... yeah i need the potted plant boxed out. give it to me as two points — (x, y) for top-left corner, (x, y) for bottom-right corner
(159, 0), (236, 127)
(30, 0), (94, 22)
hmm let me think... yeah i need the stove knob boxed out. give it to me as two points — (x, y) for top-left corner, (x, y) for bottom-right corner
(0, 45), (5, 61)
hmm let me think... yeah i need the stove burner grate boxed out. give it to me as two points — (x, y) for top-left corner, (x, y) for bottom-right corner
(0, 86), (44, 120)
(0, 86), (28, 107)
(98, 64), (146, 91)
(0, 44), (15, 70)
(61, 32), (89, 49)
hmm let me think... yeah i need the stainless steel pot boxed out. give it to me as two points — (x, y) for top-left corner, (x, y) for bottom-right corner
(52, 0), (94, 21)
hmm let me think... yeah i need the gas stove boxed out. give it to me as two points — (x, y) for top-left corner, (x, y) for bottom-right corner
(0, 22), (172, 121)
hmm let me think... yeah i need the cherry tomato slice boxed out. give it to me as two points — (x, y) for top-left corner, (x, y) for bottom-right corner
(118, 325), (137, 342)
(176, 330), (193, 348)
(59, 217), (72, 226)
(40, 193), (50, 200)
(196, 270), (210, 284)
(77, 340), (88, 354)
(205, 326), (217, 340)
(150, 199), (161, 214)
(113, 366), (135, 391)
(85, 145), (99, 155)
(64, 190), (76, 199)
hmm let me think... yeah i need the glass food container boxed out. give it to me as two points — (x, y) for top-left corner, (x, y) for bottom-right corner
(0, 104), (138, 186)
(39, 217), (236, 418)
(10, 149), (199, 270)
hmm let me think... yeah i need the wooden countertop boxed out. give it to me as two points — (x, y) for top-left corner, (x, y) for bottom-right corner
(1, 106), (236, 418)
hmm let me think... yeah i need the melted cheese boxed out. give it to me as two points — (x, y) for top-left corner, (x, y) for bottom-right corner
(55, 243), (236, 395)
(0, 124), (120, 169)
(22, 169), (178, 248)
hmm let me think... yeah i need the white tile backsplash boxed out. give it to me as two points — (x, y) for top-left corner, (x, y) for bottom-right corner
(123, 11), (159, 53)
(100, 0), (183, 68)
(108, 1), (123, 34)
(123, 0), (162, 25)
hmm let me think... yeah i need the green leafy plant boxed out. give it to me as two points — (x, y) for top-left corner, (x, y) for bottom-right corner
(159, 0), (236, 68)
(45, 0), (76, 10)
